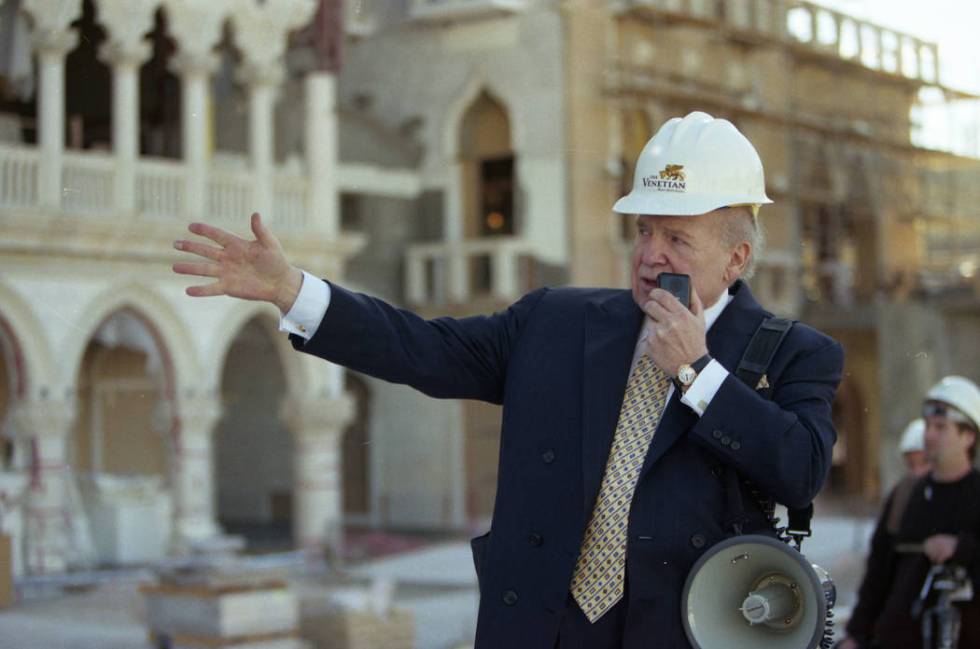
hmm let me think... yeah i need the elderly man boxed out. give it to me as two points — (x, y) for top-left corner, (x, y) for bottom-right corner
(173, 112), (843, 648)
(840, 376), (980, 649)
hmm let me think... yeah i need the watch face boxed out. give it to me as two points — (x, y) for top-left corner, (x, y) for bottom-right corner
(678, 365), (696, 385)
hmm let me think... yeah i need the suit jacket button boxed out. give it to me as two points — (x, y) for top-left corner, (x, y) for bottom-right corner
(503, 590), (519, 606)
(712, 429), (724, 440)
(541, 449), (556, 464)
(528, 533), (543, 547)
(690, 534), (706, 549)
(720, 436), (731, 446)
(730, 440), (741, 451)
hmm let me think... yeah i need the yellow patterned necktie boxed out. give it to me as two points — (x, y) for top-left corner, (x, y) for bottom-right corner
(570, 353), (671, 622)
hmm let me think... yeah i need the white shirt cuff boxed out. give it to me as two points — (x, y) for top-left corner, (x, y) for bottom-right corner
(680, 359), (728, 416)
(278, 270), (330, 340)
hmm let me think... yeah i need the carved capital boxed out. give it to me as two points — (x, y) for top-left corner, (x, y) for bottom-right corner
(169, 51), (221, 78)
(230, 0), (317, 71)
(236, 61), (286, 89)
(94, 0), (157, 62)
(30, 28), (78, 57)
(99, 40), (152, 68)
(176, 393), (223, 437)
(9, 397), (77, 439)
(161, 0), (226, 65)
(281, 393), (355, 437)
(22, 0), (82, 37)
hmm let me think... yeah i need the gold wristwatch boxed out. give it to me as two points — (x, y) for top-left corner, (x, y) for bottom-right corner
(675, 354), (712, 392)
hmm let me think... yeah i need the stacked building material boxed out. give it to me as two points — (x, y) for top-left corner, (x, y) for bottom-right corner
(142, 562), (308, 649)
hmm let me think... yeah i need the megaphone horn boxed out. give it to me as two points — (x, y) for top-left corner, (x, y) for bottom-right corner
(681, 535), (836, 649)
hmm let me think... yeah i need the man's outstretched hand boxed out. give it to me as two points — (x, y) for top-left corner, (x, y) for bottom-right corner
(172, 212), (303, 314)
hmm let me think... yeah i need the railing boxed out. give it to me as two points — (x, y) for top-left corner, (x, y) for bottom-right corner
(0, 144), (39, 209)
(208, 169), (255, 224)
(136, 158), (186, 219)
(62, 151), (115, 216)
(626, 0), (940, 84)
(409, 0), (527, 22)
(273, 174), (309, 229)
(405, 236), (535, 305)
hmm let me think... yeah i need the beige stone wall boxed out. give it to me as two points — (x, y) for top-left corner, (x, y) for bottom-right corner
(563, 3), (621, 288)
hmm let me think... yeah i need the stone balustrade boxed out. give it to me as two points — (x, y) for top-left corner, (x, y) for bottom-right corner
(405, 236), (535, 305)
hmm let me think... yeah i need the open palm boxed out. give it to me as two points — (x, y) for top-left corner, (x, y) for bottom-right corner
(172, 212), (301, 312)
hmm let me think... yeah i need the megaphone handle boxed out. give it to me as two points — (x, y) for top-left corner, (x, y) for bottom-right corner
(721, 466), (750, 535)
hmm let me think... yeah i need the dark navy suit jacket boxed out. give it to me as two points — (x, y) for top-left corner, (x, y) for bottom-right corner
(292, 279), (843, 649)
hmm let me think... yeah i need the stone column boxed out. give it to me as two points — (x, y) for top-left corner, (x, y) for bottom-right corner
(282, 394), (354, 556)
(305, 73), (339, 235)
(11, 398), (77, 575)
(170, 393), (223, 550)
(99, 43), (150, 213)
(96, 0), (157, 214)
(162, 0), (226, 219)
(22, 0), (80, 211)
(446, 162), (468, 302)
(170, 52), (219, 220)
(239, 63), (284, 219)
(230, 0), (317, 223)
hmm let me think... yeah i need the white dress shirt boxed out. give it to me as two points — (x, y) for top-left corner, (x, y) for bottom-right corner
(280, 271), (733, 417)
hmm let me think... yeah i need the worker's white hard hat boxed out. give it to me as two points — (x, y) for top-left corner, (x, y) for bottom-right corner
(925, 375), (980, 432)
(613, 111), (772, 216)
(898, 418), (925, 454)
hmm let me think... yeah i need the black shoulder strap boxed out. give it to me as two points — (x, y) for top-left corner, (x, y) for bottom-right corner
(733, 316), (815, 545)
(735, 316), (794, 390)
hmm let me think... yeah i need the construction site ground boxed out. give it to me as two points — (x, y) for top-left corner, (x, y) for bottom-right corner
(0, 512), (876, 649)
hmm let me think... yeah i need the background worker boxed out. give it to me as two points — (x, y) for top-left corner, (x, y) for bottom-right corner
(900, 418), (931, 479)
(840, 376), (980, 649)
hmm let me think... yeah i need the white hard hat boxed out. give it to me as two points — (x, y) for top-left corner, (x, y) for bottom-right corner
(925, 375), (980, 432)
(613, 111), (773, 216)
(898, 418), (925, 453)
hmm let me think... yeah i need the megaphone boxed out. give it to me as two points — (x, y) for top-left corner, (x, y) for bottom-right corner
(681, 534), (836, 649)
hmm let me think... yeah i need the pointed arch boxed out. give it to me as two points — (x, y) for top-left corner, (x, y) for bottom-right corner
(0, 281), (55, 396)
(208, 301), (309, 398)
(443, 75), (524, 161)
(61, 283), (196, 397)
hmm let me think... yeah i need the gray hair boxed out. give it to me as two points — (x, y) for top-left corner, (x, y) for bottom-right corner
(719, 205), (765, 281)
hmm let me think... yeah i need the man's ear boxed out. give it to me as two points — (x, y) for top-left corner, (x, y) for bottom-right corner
(724, 240), (751, 284)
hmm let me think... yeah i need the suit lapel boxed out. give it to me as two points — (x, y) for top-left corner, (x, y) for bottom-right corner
(582, 290), (644, 518)
(639, 281), (769, 477)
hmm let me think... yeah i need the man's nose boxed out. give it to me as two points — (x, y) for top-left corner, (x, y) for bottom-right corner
(640, 233), (668, 265)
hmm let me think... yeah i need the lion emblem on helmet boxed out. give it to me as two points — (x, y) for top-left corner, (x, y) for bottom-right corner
(659, 164), (686, 181)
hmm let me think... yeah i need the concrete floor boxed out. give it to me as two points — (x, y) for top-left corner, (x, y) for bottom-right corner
(0, 513), (875, 649)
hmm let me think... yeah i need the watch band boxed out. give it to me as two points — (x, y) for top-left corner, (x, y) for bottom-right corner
(691, 353), (712, 374)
